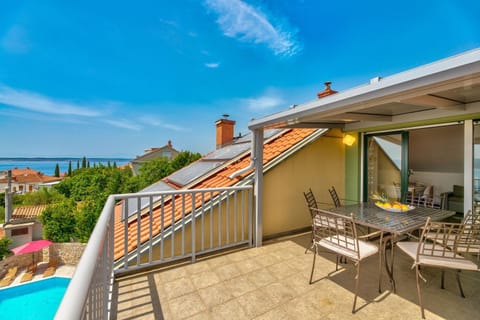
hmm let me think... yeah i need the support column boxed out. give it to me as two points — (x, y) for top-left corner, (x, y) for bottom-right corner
(464, 120), (473, 217)
(253, 128), (264, 247)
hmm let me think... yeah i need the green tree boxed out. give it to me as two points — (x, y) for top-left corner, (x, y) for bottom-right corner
(54, 163), (60, 177)
(68, 160), (73, 176)
(113, 161), (117, 169)
(137, 157), (172, 188)
(14, 187), (66, 206)
(0, 206), (5, 224)
(39, 200), (76, 242)
(0, 237), (12, 260)
(87, 160), (90, 168)
(170, 151), (201, 171)
(76, 160), (80, 169)
(82, 156), (87, 168)
(75, 199), (101, 242)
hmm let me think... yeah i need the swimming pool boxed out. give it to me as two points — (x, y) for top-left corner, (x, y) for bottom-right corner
(0, 277), (70, 320)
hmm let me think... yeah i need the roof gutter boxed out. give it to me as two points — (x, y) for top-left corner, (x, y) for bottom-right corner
(228, 130), (256, 179)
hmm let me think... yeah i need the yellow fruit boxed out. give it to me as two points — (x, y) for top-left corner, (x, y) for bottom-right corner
(383, 202), (392, 209)
(401, 204), (409, 210)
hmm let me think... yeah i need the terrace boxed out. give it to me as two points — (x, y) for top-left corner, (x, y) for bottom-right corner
(55, 187), (480, 320)
(113, 233), (480, 319)
(56, 49), (480, 319)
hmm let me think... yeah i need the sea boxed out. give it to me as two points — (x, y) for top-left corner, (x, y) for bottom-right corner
(0, 157), (131, 176)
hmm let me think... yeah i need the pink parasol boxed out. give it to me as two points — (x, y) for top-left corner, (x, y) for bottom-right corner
(11, 239), (53, 255)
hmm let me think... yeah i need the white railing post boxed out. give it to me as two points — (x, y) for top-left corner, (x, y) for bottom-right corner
(57, 186), (253, 319)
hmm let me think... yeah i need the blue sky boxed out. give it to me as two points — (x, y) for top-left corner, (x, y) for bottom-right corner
(0, 0), (479, 158)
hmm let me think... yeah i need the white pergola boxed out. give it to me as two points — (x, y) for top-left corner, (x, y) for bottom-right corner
(247, 48), (480, 246)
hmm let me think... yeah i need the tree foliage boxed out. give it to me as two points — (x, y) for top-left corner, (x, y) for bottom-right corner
(171, 151), (201, 172)
(35, 149), (201, 242)
(0, 237), (12, 260)
(14, 187), (66, 206)
(54, 163), (60, 177)
(39, 200), (77, 242)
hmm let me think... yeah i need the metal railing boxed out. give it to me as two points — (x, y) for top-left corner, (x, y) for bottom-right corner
(55, 186), (253, 320)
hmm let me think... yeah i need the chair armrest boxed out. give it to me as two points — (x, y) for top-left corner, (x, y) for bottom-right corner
(358, 230), (383, 240)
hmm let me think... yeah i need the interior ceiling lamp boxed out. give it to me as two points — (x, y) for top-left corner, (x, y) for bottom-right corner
(342, 134), (356, 146)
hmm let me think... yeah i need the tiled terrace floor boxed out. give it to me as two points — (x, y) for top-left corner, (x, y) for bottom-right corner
(113, 233), (480, 320)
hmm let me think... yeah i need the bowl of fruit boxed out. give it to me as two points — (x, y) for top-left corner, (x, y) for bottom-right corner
(371, 194), (414, 213)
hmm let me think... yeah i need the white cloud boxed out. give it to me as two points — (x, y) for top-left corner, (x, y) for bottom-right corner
(162, 123), (185, 131)
(138, 116), (186, 131)
(243, 93), (284, 112)
(204, 0), (300, 56)
(1, 25), (31, 54)
(205, 62), (220, 68)
(0, 85), (101, 117)
(103, 119), (142, 131)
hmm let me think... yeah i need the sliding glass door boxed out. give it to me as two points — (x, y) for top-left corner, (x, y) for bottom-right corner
(364, 132), (409, 202)
(474, 122), (480, 213)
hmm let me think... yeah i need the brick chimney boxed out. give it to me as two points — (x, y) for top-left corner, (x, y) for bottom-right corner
(215, 115), (235, 149)
(317, 81), (338, 99)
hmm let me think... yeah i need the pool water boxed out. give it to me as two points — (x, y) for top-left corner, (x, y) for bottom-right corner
(0, 277), (70, 320)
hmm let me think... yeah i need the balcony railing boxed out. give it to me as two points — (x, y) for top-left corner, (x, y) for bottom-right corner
(55, 186), (253, 320)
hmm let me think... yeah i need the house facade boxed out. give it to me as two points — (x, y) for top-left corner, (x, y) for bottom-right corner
(131, 141), (179, 175)
(0, 168), (62, 194)
(1, 204), (46, 248)
(113, 117), (344, 264)
(248, 48), (480, 243)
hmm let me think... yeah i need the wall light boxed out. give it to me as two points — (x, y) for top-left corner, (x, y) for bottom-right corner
(342, 134), (356, 146)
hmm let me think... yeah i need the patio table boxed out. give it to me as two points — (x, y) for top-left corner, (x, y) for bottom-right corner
(327, 202), (456, 292)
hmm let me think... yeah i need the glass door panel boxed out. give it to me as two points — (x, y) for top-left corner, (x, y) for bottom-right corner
(474, 122), (480, 213)
(365, 134), (403, 201)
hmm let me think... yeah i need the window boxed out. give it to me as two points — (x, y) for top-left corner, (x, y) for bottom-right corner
(162, 150), (172, 158)
(11, 227), (29, 236)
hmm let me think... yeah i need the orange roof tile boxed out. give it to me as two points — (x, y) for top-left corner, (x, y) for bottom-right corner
(12, 204), (47, 220)
(113, 128), (317, 260)
(0, 168), (62, 184)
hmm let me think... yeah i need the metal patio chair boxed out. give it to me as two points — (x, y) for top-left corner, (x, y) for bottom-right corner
(396, 217), (480, 319)
(309, 208), (383, 313)
(328, 186), (341, 207)
(303, 188), (321, 253)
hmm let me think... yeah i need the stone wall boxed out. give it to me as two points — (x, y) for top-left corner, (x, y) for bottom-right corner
(49, 243), (86, 265)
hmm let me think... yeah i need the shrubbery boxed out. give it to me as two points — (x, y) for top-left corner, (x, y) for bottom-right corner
(36, 151), (201, 242)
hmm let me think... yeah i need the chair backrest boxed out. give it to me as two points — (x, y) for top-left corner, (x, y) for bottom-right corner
(463, 210), (479, 227)
(310, 208), (359, 259)
(328, 186), (341, 207)
(460, 210), (480, 252)
(303, 189), (318, 218)
(417, 217), (480, 261)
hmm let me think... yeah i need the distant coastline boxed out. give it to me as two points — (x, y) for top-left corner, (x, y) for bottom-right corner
(0, 157), (131, 176)
(0, 157), (131, 161)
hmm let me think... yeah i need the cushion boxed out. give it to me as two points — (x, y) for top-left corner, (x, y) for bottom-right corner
(318, 235), (378, 261)
(396, 241), (479, 271)
(453, 185), (464, 197)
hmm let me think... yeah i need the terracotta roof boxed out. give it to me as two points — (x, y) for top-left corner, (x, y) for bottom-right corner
(0, 168), (62, 184)
(113, 128), (317, 260)
(12, 204), (47, 220)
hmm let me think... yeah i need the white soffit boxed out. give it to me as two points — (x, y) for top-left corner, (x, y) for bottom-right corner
(249, 48), (480, 131)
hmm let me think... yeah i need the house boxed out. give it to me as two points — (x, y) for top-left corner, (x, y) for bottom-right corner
(248, 47), (480, 232)
(130, 140), (179, 175)
(0, 168), (62, 194)
(113, 116), (343, 263)
(58, 48), (480, 318)
(1, 204), (46, 248)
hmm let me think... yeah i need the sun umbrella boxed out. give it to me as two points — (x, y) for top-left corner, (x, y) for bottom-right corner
(11, 239), (53, 255)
